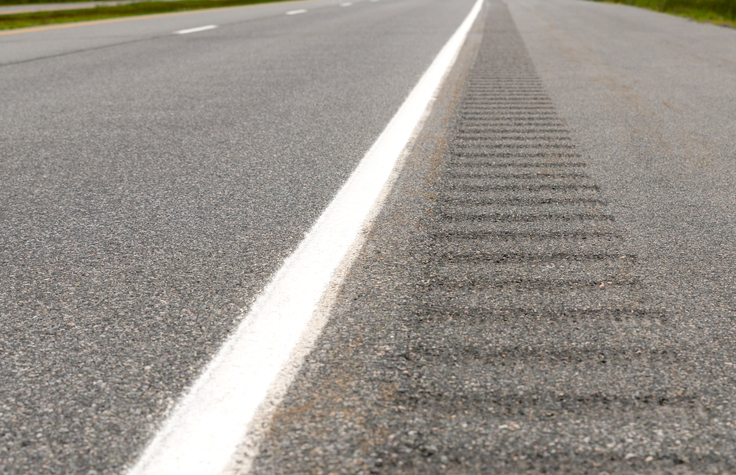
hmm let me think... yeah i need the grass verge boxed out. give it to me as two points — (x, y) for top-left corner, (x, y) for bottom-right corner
(0, 0), (290, 31)
(587, 0), (736, 27)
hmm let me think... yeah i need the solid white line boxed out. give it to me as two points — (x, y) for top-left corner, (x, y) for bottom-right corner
(127, 0), (483, 474)
(286, 8), (307, 15)
(174, 25), (218, 34)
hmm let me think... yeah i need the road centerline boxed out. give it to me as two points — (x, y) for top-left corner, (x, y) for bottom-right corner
(174, 24), (218, 34)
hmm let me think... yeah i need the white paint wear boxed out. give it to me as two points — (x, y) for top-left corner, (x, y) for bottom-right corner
(174, 24), (218, 34)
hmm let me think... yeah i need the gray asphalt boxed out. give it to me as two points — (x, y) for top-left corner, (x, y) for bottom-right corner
(0, 2), (165, 15)
(246, 0), (736, 474)
(0, 0), (479, 473)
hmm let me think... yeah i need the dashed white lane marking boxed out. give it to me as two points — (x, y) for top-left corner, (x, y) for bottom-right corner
(127, 0), (483, 474)
(286, 8), (307, 14)
(340, 2), (353, 6)
(174, 24), (217, 34)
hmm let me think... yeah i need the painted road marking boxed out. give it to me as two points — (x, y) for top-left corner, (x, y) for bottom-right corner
(127, 0), (483, 474)
(340, 2), (353, 6)
(175, 24), (217, 34)
(286, 9), (307, 15)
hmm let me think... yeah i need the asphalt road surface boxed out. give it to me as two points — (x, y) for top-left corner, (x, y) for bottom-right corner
(245, 0), (736, 474)
(2, 0), (736, 474)
(0, 0), (478, 472)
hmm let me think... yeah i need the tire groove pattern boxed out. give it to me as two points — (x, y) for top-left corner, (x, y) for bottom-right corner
(371, 2), (692, 472)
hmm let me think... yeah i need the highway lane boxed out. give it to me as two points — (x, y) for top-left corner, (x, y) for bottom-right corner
(0, 0), (478, 472)
(0, 0), (347, 64)
(248, 0), (736, 473)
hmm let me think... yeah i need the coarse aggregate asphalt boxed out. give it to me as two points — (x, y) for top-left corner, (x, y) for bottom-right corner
(246, 0), (736, 473)
(0, 0), (478, 472)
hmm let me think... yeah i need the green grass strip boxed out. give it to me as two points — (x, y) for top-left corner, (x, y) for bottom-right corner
(587, 0), (736, 27)
(0, 0), (290, 30)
